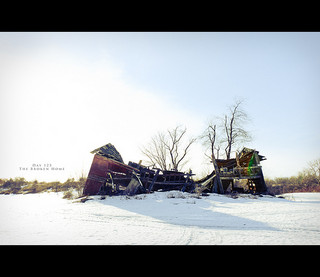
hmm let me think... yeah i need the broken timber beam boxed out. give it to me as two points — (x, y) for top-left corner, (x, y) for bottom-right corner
(212, 153), (224, 194)
(148, 169), (160, 192)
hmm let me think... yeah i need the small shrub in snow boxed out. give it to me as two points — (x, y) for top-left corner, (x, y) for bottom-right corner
(190, 194), (202, 199)
(166, 191), (186, 199)
(63, 190), (74, 199)
(134, 194), (146, 200)
(187, 199), (196, 204)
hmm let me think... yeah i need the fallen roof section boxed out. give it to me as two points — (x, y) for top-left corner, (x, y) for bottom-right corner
(90, 143), (124, 164)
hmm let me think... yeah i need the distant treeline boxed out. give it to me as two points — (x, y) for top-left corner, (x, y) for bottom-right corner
(265, 173), (320, 195)
(0, 177), (86, 198)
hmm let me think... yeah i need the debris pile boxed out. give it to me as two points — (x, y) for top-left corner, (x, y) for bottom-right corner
(196, 147), (268, 194)
(83, 143), (268, 196)
(83, 143), (194, 196)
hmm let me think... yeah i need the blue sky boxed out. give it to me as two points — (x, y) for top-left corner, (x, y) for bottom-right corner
(0, 32), (319, 181)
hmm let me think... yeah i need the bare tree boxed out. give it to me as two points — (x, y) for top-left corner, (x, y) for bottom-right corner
(222, 99), (252, 159)
(201, 122), (220, 164)
(141, 126), (196, 172)
(308, 158), (320, 185)
(165, 126), (197, 171)
(141, 132), (168, 171)
(202, 99), (252, 163)
(200, 122), (224, 192)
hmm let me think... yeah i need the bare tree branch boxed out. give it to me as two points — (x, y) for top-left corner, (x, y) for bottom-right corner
(201, 122), (221, 168)
(140, 132), (168, 170)
(202, 99), (252, 164)
(223, 99), (252, 159)
(141, 126), (196, 172)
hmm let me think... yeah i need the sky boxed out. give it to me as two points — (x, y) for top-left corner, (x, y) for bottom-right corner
(0, 32), (319, 181)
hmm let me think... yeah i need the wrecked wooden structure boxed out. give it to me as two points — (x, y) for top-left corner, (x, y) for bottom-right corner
(83, 143), (268, 196)
(196, 147), (268, 194)
(83, 143), (195, 196)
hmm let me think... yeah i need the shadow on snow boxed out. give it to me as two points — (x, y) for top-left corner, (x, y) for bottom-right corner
(94, 192), (279, 232)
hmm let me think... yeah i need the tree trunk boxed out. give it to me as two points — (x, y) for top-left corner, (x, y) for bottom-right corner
(211, 152), (224, 193)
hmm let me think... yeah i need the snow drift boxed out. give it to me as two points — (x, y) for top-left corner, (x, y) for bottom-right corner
(0, 191), (320, 245)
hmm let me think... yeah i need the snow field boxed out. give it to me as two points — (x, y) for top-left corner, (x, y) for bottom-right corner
(0, 191), (320, 245)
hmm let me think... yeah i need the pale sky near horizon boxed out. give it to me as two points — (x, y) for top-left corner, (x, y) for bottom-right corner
(0, 32), (319, 181)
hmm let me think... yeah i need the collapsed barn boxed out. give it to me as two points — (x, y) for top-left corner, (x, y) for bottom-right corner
(197, 147), (268, 194)
(83, 143), (195, 196)
(82, 143), (268, 196)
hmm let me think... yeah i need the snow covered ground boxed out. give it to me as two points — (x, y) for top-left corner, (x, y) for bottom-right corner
(0, 191), (320, 245)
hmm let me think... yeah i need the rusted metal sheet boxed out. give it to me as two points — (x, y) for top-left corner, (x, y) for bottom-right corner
(83, 154), (138, 195)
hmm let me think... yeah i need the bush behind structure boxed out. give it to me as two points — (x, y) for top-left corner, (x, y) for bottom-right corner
(0, 177), (86, 197)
